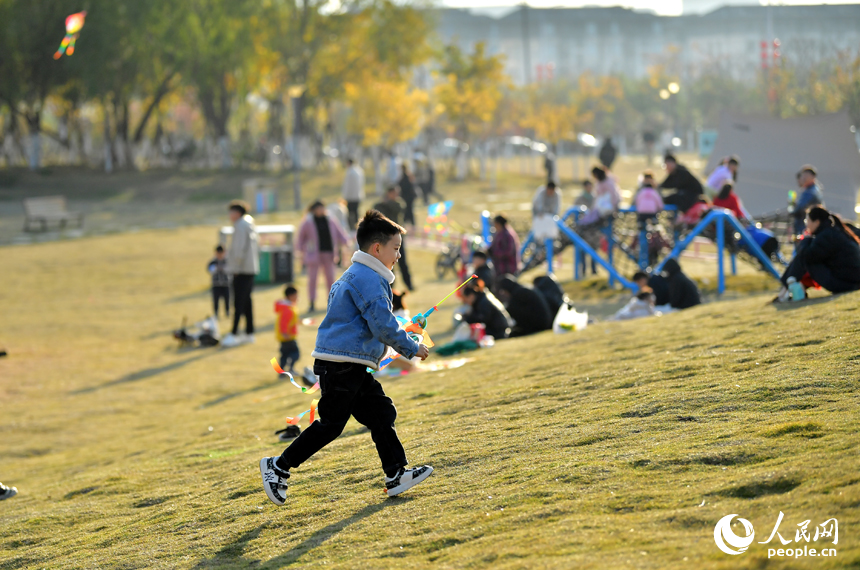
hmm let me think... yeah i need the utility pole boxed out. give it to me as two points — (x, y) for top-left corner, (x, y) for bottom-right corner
(521, 3), (532, 84)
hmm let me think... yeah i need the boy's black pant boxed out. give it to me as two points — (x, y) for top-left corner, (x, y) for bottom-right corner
(279, 340), (300, 371)
(231, 274), (255, 335)
(212, 286), (230, 317)
(278, 359), (407, 476)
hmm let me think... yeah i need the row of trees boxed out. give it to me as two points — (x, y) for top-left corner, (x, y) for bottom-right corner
(1, 0), (859, 173)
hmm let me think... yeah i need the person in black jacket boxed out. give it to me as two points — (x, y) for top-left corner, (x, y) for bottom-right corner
(373, 187), (414, 290)
(659, 153), (704, 214)
(779, 206), (860, 295)
(599, 137), (617, 169)
(495, 275), (554, 337)
(460, 283), (512, 340)
(398, 164), (418, 226)
(633, 270), (671, 307)
(662, 258), (701, 309)
(471, 251), (495, 292)
(533, 273), (567, 317)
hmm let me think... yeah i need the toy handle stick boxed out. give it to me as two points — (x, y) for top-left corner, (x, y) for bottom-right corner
(411, 274), (479, 326)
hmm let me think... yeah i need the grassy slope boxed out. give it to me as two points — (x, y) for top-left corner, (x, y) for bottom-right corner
(1, 226), (859, 570)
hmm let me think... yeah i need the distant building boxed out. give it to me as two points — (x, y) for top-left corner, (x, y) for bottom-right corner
(682, 0), (756, 15)
(437, 4), (860, 83)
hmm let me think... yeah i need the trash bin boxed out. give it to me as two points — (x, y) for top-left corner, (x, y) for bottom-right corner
(220, 224), (294, 285)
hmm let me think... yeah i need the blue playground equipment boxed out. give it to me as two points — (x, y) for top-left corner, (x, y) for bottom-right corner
(510, 205), (782, 294)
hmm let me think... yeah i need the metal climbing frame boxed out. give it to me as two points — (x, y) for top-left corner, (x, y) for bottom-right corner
(654, 209), (781, 294)
(509, 206), (781, 295)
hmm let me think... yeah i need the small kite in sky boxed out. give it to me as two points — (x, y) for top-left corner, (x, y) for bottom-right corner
(53, 11), (87, 59)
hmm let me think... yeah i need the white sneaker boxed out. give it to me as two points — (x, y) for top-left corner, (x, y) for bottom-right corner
(384, 465), (433, 497)
(259, 457), (290, 506)
(221, 333), (241, 348)
(777, 287), (790, 303)
(244, 334), (255, 344)
(0, 483), (17, 500)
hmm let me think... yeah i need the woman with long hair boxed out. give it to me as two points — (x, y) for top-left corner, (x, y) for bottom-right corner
(778, 206), (860, 298)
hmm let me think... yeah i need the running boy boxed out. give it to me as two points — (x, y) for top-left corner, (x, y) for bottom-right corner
(260, 210), (432, 505)
(274, 285), (300, 376)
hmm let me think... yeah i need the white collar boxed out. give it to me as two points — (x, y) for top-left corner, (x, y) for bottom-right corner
(352, 250), (395, 284)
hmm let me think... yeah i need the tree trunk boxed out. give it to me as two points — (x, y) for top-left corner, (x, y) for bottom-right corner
(25, 112), (41, 171)
(103, 103), (114, 173)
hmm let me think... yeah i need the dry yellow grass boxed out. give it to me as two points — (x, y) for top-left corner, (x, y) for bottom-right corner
(1, 222), (859, 569)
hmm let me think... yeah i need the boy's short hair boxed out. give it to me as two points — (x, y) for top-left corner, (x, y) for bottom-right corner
(664, 153), (677, 163)
(284, 284), (298, 297)
(356, 210), (406, 251)
(215, 245), (224, 253)
(493, 214), (508, 226)
(472, 250), (488, 260)
(728, 155), (740, 166)
(386, 186), (399, 195)
(229, 200), (249, 215)
(632, 271), (649, 282)
(546, 181), (556, 190)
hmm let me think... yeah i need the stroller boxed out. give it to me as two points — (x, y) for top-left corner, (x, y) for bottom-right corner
(172, 316), (220, 348)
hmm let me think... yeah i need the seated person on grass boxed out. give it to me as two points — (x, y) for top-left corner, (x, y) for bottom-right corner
(633, 270), (670, 308)
(460, 282), (512, 340)
(777, 206), (860, 300)
(662, 259), (702, 310)
(611, 288), (659, 320)
(471, 250), (496, 292)
(495, 275), (554, 337)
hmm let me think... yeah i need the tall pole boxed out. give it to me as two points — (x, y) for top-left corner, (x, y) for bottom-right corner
(521, 3), (532, 84)
(292, 94), (302, 211)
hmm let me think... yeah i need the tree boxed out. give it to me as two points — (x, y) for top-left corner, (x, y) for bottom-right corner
(433, 42), (508, 178)
(0, 0), (76, 169)
(183, 0), (256, 167)
(344, 78), (427, 194)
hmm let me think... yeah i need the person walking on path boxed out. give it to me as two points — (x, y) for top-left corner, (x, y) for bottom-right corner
(342, 158), (365, 230)
(297, 200), (350, 312)
(223, 200), (260, 347)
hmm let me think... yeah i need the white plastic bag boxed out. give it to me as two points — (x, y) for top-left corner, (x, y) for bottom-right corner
(552, 303), (588, 333)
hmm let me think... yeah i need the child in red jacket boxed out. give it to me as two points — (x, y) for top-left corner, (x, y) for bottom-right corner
(274, 285), (300, 376)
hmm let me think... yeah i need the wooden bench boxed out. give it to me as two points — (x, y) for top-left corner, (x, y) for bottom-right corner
(23, 196), (84, 232)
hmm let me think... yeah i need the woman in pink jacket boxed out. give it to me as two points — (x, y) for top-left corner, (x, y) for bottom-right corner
(297, 200), (350, 312)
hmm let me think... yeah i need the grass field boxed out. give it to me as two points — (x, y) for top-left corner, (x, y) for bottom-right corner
(2, 219), (859, 569)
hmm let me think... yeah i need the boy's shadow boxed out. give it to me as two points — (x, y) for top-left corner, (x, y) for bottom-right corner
(193, 499), (412, 568)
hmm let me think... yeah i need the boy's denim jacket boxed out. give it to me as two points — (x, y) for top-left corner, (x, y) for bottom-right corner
(312, 250), (419, 369)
